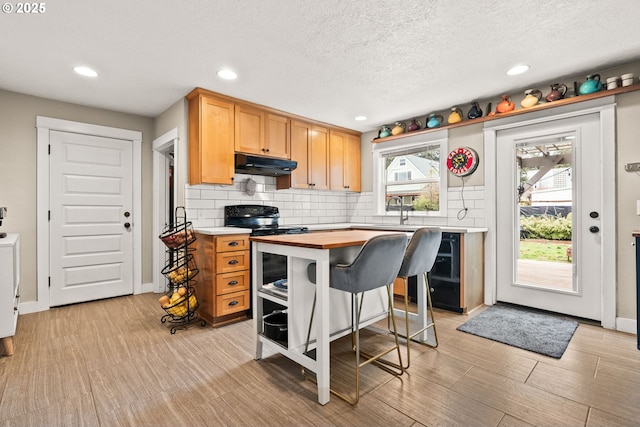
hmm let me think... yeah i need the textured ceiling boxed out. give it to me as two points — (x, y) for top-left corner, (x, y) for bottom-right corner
(2, 0), (640, 132)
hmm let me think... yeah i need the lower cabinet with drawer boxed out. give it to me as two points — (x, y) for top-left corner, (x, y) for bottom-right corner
(194, 232), (250, 326)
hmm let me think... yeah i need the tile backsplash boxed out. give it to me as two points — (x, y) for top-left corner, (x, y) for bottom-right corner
(185, 173), (486, 228)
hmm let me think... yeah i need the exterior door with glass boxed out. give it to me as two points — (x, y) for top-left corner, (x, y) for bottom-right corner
(496, 113), (602, 321)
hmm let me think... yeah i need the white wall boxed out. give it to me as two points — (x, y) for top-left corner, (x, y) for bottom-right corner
(0, 89), (154, 303)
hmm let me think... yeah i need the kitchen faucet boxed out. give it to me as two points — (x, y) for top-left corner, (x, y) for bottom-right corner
(386, 196), (408, 225)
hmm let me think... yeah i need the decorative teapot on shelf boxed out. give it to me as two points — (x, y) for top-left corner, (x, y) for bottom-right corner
(447, 107), (463, 124)
(467, 101), (483, 119)
(496, 95), (515, 113)
(426, 113), (444, 128)
(579, 74), (603, 95)
(407, 118), (422, 132)
(545, 83), (568, 102)
(520, 89), (542, 108)
(379, 125), (392, 138)
(391, 121), (406, 135)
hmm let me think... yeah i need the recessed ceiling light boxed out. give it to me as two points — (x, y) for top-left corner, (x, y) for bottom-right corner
(217, 69), (237, 80)
(506, 65), (530, 76)
(354, 116), (367, 121)
(73, 66), (98, 77)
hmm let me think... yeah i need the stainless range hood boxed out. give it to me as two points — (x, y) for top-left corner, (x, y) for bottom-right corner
(234, 153), (297, 177)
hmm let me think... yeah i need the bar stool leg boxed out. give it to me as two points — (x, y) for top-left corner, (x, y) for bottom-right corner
(303, 287), (404, 405)
(398, 272), (438, 369)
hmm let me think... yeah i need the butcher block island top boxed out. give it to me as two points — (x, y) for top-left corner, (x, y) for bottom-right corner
(249, 229), (404, 249)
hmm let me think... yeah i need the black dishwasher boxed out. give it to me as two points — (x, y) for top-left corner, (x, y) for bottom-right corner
(404, 232), (462, 313)
(428, 232), (462, 313)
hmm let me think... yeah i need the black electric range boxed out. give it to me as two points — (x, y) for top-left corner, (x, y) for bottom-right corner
(224, 205), (308, 236)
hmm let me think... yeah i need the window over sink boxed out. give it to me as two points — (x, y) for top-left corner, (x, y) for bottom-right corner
(372, 130), (448, 218)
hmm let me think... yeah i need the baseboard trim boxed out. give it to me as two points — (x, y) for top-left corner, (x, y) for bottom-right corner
(616, 317), (637, 335)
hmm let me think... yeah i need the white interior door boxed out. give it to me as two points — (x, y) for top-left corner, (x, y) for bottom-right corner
(496, 113), (602, 320)
(49, 131), (134, 306)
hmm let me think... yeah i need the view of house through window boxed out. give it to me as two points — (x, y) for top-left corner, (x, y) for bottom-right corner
(384, 145), (441, 213)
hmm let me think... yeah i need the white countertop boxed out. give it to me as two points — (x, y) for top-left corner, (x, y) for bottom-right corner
(193, 223), (488, 236)
(0, 233), (19, 246)
(193, 227), (252, 236)
(305, 223), (488, 234)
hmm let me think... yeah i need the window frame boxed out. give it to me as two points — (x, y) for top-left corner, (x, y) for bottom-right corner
(372, 129), (449, 218)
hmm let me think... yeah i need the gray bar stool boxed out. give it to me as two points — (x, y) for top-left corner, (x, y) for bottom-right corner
(303, 233), (408, 405)
(396, 228), (442, 369)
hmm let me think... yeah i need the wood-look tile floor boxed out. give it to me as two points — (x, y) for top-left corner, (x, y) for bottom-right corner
(1, 293), (639, 427)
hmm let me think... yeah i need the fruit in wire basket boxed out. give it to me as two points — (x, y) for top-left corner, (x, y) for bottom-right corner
(167, 265), (190, 284)
(177, 287), (187, 297)
(170, 291), (184, 305)
(161, 228), (194, 248)
(158, 295), (170, 307)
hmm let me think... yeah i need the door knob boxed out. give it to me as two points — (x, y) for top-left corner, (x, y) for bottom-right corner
(589, 211), (599, 219)
(124, 222), (131, 229)
(124, 211), (130, 218)
(589, 226), (599, 233)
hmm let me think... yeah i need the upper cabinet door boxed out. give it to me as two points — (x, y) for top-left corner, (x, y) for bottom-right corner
(265, 113), (291, 159)
(345, 133), (361, 192)
(288, 120), (310, 189)
(234, 105), (265, 155)
(329, 130), (346, 190)
(309, 125), (329, 190)
(188, 92), (235, 185)
(329, 130), (361, 192)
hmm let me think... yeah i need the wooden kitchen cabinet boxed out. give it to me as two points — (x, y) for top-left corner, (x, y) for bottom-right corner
(277, 120), (329, 190)
(234, 104), (265, 156)
(187, 88), (235, 185)
(329, 130), (361, 192)
(235, 105), (291, 159)
(264, 113), (290, 159)
(187, 87), (360, 190)
(193, 233), (250, 326)
(1, 234), (20, 356)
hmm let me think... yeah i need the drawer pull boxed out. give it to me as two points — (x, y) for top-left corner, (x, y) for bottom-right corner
(228, 259), (239, 265)
(228, 300), (239, 306)
(228, 241), (239, 247)
(228, 280), (238, 286)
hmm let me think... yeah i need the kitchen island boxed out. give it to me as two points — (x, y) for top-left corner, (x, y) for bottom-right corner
(250, 229), (403, 405)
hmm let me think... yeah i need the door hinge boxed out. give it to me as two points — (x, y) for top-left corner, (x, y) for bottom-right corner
(48, 277), (51, 288)
(48, 144), (51, 155)
(48, 210), (50, 221)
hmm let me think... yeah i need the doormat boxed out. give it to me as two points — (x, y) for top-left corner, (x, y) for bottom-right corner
(456, 304), (579, 359)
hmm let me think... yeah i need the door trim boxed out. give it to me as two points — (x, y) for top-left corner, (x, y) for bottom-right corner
(483, 97), (617, 329)
(28, 116), (142, 314)
(152, 128), (178, 293)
